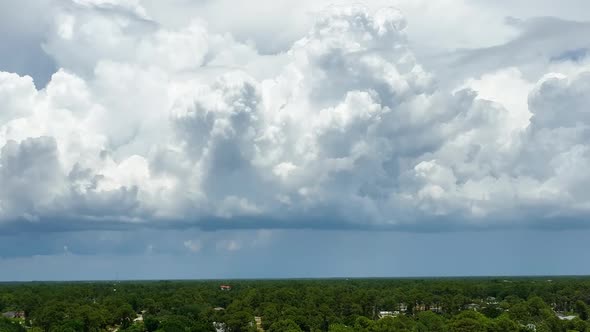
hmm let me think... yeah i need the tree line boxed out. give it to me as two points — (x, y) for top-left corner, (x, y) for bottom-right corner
(1, 277), (590, 331)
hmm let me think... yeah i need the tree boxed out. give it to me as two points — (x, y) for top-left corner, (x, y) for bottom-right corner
(0, 318), (26, 332)
(491, 314), (520, 332)
(415, 311), (447, 332)
(144, 316), (160, 332)
(115, 304), (136, 329)
(480, 305), (503, 319)
(157, 321), (185, 332)
(34, 301), (68, 331)
(225, 310), (256, 332)
(328, 323), (355, 332)
(268, 319), (303, 332)
(120, 323), (145, 332)
(143, 298), (159, 315)
(575, 300), (589, 321)
(564, 317), (588, 332)
(448, 311), (490, 332)
(4, 277), (590, 332)
(75, 304), (106, 332)
(373, 316), (415, 332)
(354, 316), (374, 331)
(53, 320), (84, 332)
(448, 317), (488, 332)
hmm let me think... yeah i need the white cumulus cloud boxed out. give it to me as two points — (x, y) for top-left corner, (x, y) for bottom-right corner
(1, 1), (590, 232)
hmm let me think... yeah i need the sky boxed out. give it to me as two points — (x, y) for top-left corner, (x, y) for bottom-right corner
(1, 0), (590, 281)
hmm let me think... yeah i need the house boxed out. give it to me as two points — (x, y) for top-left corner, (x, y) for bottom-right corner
(2, 311), (25, 319)
(430, 305), (443, 313)
(414, 303), (426, 312)
(220, 285), (232, 291)
(465, 303), (480, 311)
(486, 297), (498, 305)
(398, 303), (408, 312)
(378, 311), (399, 319)
(557, 314), (577, 321)
(524, 323), (537, 331)
(254, 317), (263, 332)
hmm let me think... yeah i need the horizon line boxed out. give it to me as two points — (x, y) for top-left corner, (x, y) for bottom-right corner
(2, 274), (590, 283)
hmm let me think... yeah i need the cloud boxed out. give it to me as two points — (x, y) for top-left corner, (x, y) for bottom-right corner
(216, 239), (241, 252)
(0, 137), (63, 221)
(1, 1), (590, 234)
(435, 17), (590, 87)
(183, 239), (202, 253)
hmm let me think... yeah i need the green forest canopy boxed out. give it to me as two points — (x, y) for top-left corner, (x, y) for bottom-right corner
(1, 277), (590, 332)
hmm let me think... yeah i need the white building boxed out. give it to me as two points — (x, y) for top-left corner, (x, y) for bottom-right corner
(378, 311), (399, 319)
